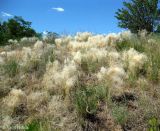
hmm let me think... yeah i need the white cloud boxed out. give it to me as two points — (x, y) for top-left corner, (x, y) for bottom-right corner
(1, 12), (13, 17)
(52, 7), (64, 12)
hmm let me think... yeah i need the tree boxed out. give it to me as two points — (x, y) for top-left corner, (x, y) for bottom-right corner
(43, 31), (59, 43)
(6, 16), (37, 39)
(115, 0), (160, 33)
(0, 21), (10, 45)
(0, 16), (37, 45)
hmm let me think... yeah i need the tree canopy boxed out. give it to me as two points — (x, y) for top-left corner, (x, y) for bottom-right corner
(115, 0), (160, 33)
(0, 16), (38, 45)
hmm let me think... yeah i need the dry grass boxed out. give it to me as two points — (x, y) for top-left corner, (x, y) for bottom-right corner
(0, 31), (160, 131)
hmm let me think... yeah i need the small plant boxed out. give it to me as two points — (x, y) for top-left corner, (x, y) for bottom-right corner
(111, 104), (128, 125)
(81, 59), (104, 74)
(26, 120), (40, 131)
(26, 119), (51, 131)
(127, 71), (138, 88)
(148, 55), (160, 82)
(49, 53), (55, 63)
(75, 84), (107, 118)
(3, 59), (19, 77)
(145, 42), (160, 83)
(148, 117), (160, 131)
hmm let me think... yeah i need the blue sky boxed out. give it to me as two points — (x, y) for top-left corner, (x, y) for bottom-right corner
(0, 0), (124, 34)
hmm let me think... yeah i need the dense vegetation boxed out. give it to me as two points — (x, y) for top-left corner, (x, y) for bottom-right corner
(0, 31), (160, 130)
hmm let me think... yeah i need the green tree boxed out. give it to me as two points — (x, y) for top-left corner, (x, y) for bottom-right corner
(6, 16), (37, 39)
(115, 0), (160, 33)
(0, 16), (37, 45)
(0, 21), (10, 45)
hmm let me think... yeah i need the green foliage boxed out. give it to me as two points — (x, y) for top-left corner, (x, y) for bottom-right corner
(26, 121), (40, 131)
(80, 59), (98, 73)
(111, 104), (128, 125)
(148, 55), (160, 82)
(0, 21), (10, 46)
(3, 59), (19, 77)
(127, 71), (138, 88)
(75, 84), (107, 118)
(144, 39), (160, 83)
(26, 119), (51, 131)
(81, 58), (107, 74)
(0, 16), (38, 45)
(156, 25), (160, 33)
(148, 56), (160, 82)
(49, 54), (55, 63)
(115, 0), (160, 33)
(116, 39), (131, 51)
(148, 117), (160, 131)
(115, 35), (145, 53)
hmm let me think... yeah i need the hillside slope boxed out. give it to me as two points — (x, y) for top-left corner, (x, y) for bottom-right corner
(0, 31), (160, 131)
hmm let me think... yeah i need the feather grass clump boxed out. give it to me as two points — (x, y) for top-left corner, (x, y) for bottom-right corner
(108, 51), (121, 66)
(34, 40), (45, 50)
(97, 66), (126, 88)
(75, 32), (92, 42)
(20, 37), (38, 44)
(27, 91), (49, 111)
(55, 36), (72, 48)
(46, 95), (81, 130)
(122, 48), (147, 72)
(3, 89), (26, 115)
(43, 60), (78, 96)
